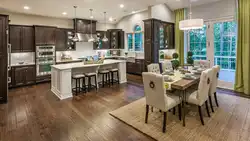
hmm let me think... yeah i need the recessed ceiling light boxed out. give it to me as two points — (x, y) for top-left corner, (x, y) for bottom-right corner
(109, 17), (113, 22)
(132, 11), (135, 14)
(120, 4), (124, 8)
(23, 6), (30, 10)
(90, 16), (94, 19)
(62, 12), (67, 15)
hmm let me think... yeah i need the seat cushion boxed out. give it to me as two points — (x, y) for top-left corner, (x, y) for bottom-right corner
(187, 91), (207, 106)
(72, 74), (85, 79)
(85, 72), (97, 76)
(165, 95), (181, 110)
(99, 70), (109, 73)
(110, 68), (118, 72)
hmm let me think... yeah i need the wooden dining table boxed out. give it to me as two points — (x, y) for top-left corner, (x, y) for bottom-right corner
(164, 70), (201, 127)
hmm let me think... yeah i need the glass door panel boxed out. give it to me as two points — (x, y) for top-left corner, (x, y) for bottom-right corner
(189, 25), (207, 60)
(212, 20), (237, 89)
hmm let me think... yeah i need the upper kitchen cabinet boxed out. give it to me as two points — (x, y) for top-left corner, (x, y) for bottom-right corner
(163, 22), (175, 49)
(9, 25), (35, 53)
(35, 26), (56, 45)
(74, 19), (96, 34)
(94, 31), (110, 50)
(108, 29), (124, 49)
(56, 28), (75, 51)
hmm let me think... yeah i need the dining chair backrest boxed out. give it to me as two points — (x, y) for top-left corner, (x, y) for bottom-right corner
(161, 60), (173, 72)
(196, 68), (213, 102)
(147, 63), (161, 74)
(209, 65), (220, 96)
(194, 60), (210, 69)
(142, 72), (167, 111)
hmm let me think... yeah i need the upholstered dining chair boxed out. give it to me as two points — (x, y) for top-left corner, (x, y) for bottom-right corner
(142, 72), (181, 133)
(161, 60), (173, 72)
(186, 68), (213, 125)
(194, 60), (210, 69)
(147, 63), (161, 74)
(208, 65), (220, 112)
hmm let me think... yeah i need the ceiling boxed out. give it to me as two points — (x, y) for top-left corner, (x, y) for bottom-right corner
(0, 0), (223, 23)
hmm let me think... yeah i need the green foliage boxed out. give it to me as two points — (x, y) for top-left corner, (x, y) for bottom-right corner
(171, 60), (180, 70)
(187, 51), (194, 65)
(172, 53), (179, 59)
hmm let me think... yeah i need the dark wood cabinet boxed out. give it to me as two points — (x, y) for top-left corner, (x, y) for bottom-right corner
(35, 26), (56, 45)
(56, 28), (75, 51)
(93, 31), (110, 50)
(143, 18), (175, 70)
(74, 19), (96, 34)
(11, 65), (36, 87)
(107, 29), (124, 49)
(0, 15), (8, 103)
(9, 25), (34, 53)
(127, 59), (144, 75)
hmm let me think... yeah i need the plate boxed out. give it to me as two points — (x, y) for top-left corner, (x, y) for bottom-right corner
(181, 76), (196, 80)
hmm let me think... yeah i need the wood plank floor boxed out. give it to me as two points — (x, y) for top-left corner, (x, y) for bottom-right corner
(1, 82), (154, 141)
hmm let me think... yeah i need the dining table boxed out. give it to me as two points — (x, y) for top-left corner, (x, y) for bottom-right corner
(163, 68), (202, 127)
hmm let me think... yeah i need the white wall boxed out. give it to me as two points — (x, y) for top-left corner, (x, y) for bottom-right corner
(151, 4), (175, 23)
(189, 0), (236, 21)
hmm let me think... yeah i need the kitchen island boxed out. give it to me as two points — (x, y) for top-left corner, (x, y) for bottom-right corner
(51, 59), (127, 100)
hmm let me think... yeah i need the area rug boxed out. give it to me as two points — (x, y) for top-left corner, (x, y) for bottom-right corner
(109, 93), (250, 141)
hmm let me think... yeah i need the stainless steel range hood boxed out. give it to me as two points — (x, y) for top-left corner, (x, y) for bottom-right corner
(76, 33), (98, 42)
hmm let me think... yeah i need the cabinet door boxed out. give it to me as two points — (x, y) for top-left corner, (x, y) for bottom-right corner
(25, 66), (35, 84)
(76, 19), (89, 33)
(9, 26), (22, 52)
(14, 67), (25, 86)
(45, 27), (56, 45)
(22, 26), (34, 52)
(110, 31), (119, 49)
(56, 28), (67, 51)
(35, 27), (45, 45)
(119, 31), (124, 49)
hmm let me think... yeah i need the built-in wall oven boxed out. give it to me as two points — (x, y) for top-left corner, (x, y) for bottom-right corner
(36, 46), (55, 76)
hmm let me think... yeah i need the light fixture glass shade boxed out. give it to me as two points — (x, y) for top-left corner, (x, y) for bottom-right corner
(72, 33), (79, 42)
(102, 35), (108, 42)
(88, 35), (95, 42)
(179, 19), (204, 30)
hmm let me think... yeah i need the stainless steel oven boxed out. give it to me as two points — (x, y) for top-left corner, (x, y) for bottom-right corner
(36, 45), (55, 76)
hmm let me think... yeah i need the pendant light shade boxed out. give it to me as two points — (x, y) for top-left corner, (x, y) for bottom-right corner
(72, 6), (79, 42)
(102, 12), (108, 42)
(179, 19), (204, 30)
(88, 9), (95, 42)
(179, 0), (204, 31)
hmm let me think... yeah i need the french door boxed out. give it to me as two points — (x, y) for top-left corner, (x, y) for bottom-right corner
(189, 18), (237, 89)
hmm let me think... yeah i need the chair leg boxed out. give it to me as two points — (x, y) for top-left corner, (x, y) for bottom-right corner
(82, 77), (86, 93)
(102, 74), (105, 87)
(88, 77), (91, 92)
(163, 112), (167, 133)
(151, 107), (153, 112)
(116, 71), (120, 84)
(145, 105), (149, 123)
(75, 79), (78, 95)
(178, 104), (182, 121)
(214, 92), (219, 107)
(209, 96), (214, 113)
(173, 107), (176, 115)
(111, 72), (114, 85)
(94, 76), (98, 91)
(205, 101), (211, 117)
(198, 106), (205, 125)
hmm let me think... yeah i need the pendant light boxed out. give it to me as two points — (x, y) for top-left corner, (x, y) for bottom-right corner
(88, 9), (95, 42)
(72, 6), (79, 42)
(179, 0), (204, 30)
(102, 12), (109, 42)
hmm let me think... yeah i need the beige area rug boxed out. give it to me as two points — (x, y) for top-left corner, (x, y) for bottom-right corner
(110, 93), (250, 141)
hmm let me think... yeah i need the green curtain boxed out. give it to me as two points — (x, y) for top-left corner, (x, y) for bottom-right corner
(234, 0), (250, 95)
(174, 9), (185, 65)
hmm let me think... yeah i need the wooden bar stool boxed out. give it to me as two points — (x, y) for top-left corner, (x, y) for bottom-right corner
(85, 72), (98, 92)
(109, 68), (119, 85)
(99, 70), (110, 87)
(72, 74), (86, 95)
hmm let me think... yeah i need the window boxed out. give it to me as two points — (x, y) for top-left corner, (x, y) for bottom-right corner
(127, 25), (144, 52)
(189, 25), (207, 60)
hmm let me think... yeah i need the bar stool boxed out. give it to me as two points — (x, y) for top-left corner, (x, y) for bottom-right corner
(85, 72), (98, 92)
(72, 74), (86, 95)
(99, 70), (110, 87)
(109, 68), (120, 85)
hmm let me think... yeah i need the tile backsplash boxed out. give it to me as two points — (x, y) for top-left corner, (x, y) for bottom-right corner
(11, 52), (35, 65)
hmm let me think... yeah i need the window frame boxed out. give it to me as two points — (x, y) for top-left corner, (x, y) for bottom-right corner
(126, 25), (144, 52)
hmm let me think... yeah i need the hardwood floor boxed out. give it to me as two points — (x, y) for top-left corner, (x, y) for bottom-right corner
(1, 83), (154, 141)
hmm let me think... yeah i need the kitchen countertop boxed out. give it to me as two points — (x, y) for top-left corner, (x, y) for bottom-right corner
(56, 59), (83, 63)
(11, 62), (35, 67)
(51, 59), (126, 70)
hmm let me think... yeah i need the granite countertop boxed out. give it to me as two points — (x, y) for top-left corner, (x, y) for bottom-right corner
(11, 62), (36, 67)
(51, 59), (126, 70)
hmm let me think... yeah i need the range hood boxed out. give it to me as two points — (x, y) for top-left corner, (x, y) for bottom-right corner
(76, 33), (98, 42)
